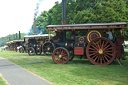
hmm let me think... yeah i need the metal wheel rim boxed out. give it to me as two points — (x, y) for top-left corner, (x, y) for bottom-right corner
(42, 42), (55, 56)
(28, 47), (35, 56)
(52, 47), (69, 64)
(19, 47), (24, 53)
(36, 49), (42, 55)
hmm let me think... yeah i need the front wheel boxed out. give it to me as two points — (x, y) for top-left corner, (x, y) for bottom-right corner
(19, 47), (24, 53)
(28, 47), (35, 56)
(42, 42), (55, 56)
(69, 51), (74, 61)
(36, 49), (42, 55)
(86, 37), (116, 65)
(52, 47), (69, 64)
(36, 46), (42, 55)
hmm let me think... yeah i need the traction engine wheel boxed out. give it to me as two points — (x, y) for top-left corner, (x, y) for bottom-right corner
(36, 49), (42, 55)
(69, 51), (74, 61)
(19, 47), (24, 53)
(52, 47), (69, 64)
(42, 42), (55, 56)
(28, 47), (35, 56)
(36, 46), (42, 55)
(86, 37), (116, 65)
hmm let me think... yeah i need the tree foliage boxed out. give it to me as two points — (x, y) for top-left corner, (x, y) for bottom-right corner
(0, 33), (25, 47)
(28, 0), (128, 39)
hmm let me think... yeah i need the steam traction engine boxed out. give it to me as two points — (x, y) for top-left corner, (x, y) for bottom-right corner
(42, 22), (127, 65)
(20, 34), (52, 56)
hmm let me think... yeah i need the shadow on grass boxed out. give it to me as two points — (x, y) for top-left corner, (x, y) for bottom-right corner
(17, 62), (44, 65)
(69, 59), (93, 65)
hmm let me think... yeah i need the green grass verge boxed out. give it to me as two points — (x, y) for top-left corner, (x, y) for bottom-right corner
(0, 74), (7, 85)
(0, 51), (128, 85)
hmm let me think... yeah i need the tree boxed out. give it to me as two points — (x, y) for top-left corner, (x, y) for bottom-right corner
(30, 0), (128, 39)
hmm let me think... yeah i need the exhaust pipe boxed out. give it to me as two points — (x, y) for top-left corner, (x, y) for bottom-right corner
(19, 31), (21, 40)
(16, 33), (17, 40)
(33, 18), (36, 35)
(62, 0), (66, 24)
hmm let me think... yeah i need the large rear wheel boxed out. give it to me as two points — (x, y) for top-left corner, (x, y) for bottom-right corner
(86, 37), (116, 65)
(52, 47), (69, 64)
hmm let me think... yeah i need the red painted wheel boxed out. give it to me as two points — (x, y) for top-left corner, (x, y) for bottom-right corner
(52, 47), (69, 64)
(86, 37), (116, 65)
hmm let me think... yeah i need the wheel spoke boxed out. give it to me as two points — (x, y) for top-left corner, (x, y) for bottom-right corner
(89, 47), (97, 51)
(89, 52), (97, 56)
(104, 54), (111, 59)
(90, 45), (98, 50)
(96, 41), (100, 49)
(103, 41), (109, 48)
(62, 57), (67, 61)
(89, 51), (98, 53)
(100, 55), (102, 64)
(104, 44), (111, 50)
(105, 47), (113, 51)
(94, 56), (98, 61)
(93, 43), (99, 49)
(102, 55), (106, 63)
(97, 55), (100, 63)
(91, 54), (98, 59)
(99, 40), (102, 48)
(62, 53), (67, 56)
(104, 53), (113, 57)
(104, 51), (112, 53)
(104, 56), (109, 62)
(101, 41), (105, 49)
(56, 50), (60, 55)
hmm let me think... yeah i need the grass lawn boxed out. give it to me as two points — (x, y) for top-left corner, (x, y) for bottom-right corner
(0, 74), (7, 85)
(0, 51), (128, 85)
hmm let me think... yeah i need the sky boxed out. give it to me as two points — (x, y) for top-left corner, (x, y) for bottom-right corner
(0, 0), (61, 38)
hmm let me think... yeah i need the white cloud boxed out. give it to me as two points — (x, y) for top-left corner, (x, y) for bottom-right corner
(0, 0), (61, 38)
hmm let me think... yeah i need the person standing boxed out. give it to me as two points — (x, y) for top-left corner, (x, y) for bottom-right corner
(106, 29), (113, 41)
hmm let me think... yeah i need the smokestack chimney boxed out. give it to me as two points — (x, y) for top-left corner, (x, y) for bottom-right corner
(62, 0), (66, 24)
(13, 34), (15, 40)
(33, 18), (36, 35)
(19, 31), (21, 40)
(16, 33), (17, 40)
(9, 34), (10, 41)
